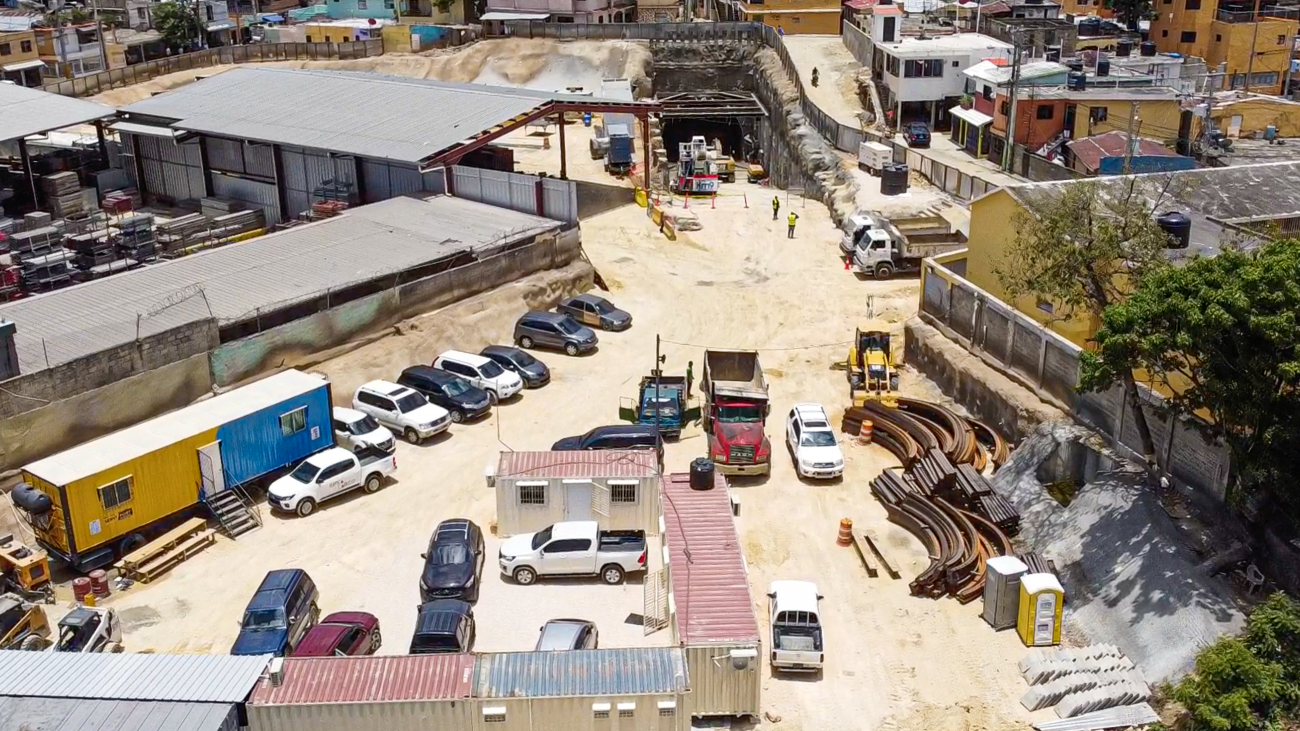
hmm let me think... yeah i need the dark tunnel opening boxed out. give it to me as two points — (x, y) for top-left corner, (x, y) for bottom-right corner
(660, 118), (748, 162)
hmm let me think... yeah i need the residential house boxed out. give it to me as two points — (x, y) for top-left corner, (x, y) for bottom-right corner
(325, 0), (410, 20)
(982, 0), (1063, 20)
(977, 16), (1078, 57)
(953, 161), (1300, 347)
(729, 0), (843, 34)
(103, 28), (165, 68)
(35, 24), (104, 79)
(0, 18), (42, 87)
(875, 32), (1012, 127)
(483, 0), (633, 24)
(1065, 129), (1195, 173)
(636, 0), (682, 22)
(1149, 0), (1298, 94)
(956, 59), (1068, 154)
(199, 0), (236, 46)
(304, 17), (391, 41)
(1200, 89), (1300, 136)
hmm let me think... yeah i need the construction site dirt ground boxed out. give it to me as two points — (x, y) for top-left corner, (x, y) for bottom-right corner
(48, 123), (1050, 729)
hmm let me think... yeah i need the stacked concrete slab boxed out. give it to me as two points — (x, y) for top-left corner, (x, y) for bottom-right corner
(1020, 645), (1151, 718)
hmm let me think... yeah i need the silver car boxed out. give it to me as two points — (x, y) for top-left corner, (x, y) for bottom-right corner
(535, 619), (598, 651)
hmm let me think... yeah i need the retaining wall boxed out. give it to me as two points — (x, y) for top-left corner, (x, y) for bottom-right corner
(210, 228), (582, 385)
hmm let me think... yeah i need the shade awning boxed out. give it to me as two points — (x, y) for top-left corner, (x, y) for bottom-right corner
(949, 105), (993, 127)
(261, 13), (284, 21)
(206, 20), (236, 31)
(109, 120), (184, 138)
(479, 11), (550, 19)
(2, 59), (46, 72)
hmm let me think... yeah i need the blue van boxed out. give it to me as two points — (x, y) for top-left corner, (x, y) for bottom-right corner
(231, 569), (319, 656)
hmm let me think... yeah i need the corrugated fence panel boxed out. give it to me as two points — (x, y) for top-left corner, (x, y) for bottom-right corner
(509, 175), (534, 212)
(245, 144), (276, 179)
(206, 137), (245, 173)
(361, 160), (392, 203)
(282, 148), (308, 191)
(390, 165), (424, 196)
(541, 178), (577, 223)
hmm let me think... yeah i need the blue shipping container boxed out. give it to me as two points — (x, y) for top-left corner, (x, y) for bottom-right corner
(216, 384), (333, 487)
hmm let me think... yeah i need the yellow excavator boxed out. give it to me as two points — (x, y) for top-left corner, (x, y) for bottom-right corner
(847, 327), (899, 407)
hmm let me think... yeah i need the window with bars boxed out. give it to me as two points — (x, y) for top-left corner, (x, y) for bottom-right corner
(610, 481), (637, 503)
(519, 482), (547, 505)
(98, 477), (133, 510)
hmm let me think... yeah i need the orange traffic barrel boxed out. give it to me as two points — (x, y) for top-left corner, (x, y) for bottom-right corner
(837, 518), (853, 546)
(89, 569), (111, 598)
(72, 577), (92, 602)
(859, 419), (874, 444)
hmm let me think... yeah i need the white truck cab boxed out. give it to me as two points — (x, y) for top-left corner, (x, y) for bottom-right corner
(840, 212), (885, 255)
(267, 446), (398, 517)
(769, 580), (824, 673)
(498, 521), (647, 586)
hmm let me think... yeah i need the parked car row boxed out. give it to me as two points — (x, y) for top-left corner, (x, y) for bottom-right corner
(511, 293), (633, 356)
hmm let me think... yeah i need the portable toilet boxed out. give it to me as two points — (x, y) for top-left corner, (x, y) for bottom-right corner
(983, 555), (1028, 630)
(1017, 573), (1064, 646)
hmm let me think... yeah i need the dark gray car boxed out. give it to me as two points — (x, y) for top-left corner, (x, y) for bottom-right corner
(556, 294), (633, 332)
(481, 345), (550, 388)
(513, 311), (597, 357)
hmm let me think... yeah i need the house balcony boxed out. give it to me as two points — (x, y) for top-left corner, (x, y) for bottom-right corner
(1215, 5), (1300, 22)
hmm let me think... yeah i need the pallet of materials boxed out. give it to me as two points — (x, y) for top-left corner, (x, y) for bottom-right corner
(9, 226), (64, 260)
(20, 248), (74, 292)
(20, 211), (52, 232)
(200, 196), (241, 220)
(41, 171), (79, 197)
(72, 258), (141, 282)
(66, 231), (117, 271)
(101, 188), (142, 214)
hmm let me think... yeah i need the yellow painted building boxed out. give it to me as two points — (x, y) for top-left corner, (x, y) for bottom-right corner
(0, 30), (39, 66)
(304, 21), (386, 43)
(736, 0), (842, 34)
(1065, 92), (1184, 143)
(1208, 91), (1300, 136)
(1151, 1), (1296, 94)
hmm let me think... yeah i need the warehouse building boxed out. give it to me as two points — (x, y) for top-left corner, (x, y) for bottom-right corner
(244, 649), (689, 731)
(491, 450), (662, 536)
(112, 67), (658, 223)
(660, 471), (761, 720)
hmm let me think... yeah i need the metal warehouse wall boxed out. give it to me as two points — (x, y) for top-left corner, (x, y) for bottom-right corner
(214, 384), (333, 487)
(280, 146), (357, 220)
(248, 698), (471, 731)
(450, 167), (579, 224)
(125, 133), (207, 203)
(208, 228), (586, 386)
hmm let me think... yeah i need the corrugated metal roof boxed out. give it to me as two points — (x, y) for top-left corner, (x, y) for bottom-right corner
(119, 68), (651, 165)
(497, 450), (659, 479)
(23, 369), (325, 485)
(0, 651), (270, 703)
(249, 655), (475, 706)
(0, 195), (560, 373)
(0, 82), (114, 143)
(0, 698), (237, 731)
(473, 648), (688, 698)
(661, 472), (760, 645)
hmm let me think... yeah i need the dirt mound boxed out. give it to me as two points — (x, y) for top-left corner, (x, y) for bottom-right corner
(91, 39), (652, 107)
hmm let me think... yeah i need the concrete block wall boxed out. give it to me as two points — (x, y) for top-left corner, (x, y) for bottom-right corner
(0, 319), (220, 420)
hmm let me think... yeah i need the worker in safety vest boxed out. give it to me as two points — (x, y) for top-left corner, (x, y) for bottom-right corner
(772, 196), (780, 221)
(787, 211), (799, 239)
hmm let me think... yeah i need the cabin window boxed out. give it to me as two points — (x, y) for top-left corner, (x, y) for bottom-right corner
(610, 480), (638, 504)
(519, 481), (547, 505)
(98, 477), (133, 510)
(279, 407), (307, 436)
(658, 701), (677, 717)
(483, 707), (506, 723)
(618, 702), (636, 718)
(593, 702), (611, 719)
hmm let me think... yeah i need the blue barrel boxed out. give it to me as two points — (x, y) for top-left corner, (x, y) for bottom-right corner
(583, 112), (593, 127)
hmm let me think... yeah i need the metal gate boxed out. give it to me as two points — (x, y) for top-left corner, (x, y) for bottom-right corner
(643, 569), (669, 634)
(591, 482), (610, 517)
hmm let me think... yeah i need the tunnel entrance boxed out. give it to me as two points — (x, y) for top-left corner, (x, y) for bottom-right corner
(658, 91), (766, 162)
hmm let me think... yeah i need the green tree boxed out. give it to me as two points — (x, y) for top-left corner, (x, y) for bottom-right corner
(152, 2), (201, 51)
(1080, 238), (1300, 508)
(1105, 0), (1152, 29)
(995, 179), (1174, 476)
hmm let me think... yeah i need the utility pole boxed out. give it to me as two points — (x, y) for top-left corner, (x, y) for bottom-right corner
(1244, 0), (1261, 91)
(653, 334), (665, 470)
(1001, 30), (1022, 172)
(91, 0), (107, 71)
(1123, 100), (1139, 172)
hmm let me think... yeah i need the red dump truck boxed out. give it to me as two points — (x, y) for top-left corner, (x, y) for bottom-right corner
(701, 349), (771, 476)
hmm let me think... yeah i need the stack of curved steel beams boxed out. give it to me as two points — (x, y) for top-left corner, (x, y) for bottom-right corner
(843, 400), (1019, 603)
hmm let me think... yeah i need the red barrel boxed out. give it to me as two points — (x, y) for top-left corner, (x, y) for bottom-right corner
(72, 577), (92, 602)
(88, 570), (111, 598)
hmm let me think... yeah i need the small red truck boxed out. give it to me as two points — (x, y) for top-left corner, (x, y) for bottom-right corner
(701, 349), (771, 476)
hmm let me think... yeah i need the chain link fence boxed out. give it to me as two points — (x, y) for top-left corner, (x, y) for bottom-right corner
(920, 258), (1232, 505)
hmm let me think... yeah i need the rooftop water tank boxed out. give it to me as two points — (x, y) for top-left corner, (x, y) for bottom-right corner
(881, 164), (909, 196)
(1156, 211), (1192, 249)
(1140, 40), (1157, 57)
(1068, 71), (1088, 90)
(1116, 38), (1134, 57)
(1097, 58), (1110, 76)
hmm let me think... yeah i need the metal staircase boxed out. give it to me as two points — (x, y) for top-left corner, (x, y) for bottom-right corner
(205, 487), (262, 539)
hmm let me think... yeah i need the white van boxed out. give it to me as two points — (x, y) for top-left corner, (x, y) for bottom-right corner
(352, 381), (451, 445)
(432, 350), (524, 403)
(331, 407), (395, 454)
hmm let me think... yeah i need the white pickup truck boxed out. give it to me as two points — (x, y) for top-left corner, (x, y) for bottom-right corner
(267, 446), (398, 517)
(498, 521), (647, 586)
(769, 580), (824, 673)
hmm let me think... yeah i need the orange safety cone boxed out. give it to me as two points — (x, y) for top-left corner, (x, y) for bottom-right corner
(837, 518), (853, 546)
(844, 256), (852, 271)
(858, 419), (874, 444)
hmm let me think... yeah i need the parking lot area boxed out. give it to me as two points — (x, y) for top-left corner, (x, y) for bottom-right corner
(89, 142), (1036, 729)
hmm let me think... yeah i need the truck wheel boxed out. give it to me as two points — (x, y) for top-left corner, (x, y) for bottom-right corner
(119, 533), (146, 556)
(19, 635), (45, 651)
(296, 499), (317, 518)
(600, 564), (626, 585)
(602, 320), (614, 331)
(404, 428), (421, 445)
(874, 263), (894, 280)
(519, 336), (535, 349)
(449, 409), (464, 424)
(363, 474), (383, 494)
(564, 343), (580, 357)
(512, 567), (537, 585)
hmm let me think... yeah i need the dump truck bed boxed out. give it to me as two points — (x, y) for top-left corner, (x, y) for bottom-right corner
(703, 350), (767, 400)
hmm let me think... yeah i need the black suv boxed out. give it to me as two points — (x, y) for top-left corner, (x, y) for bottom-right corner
(410, 599), (475, 655)
(481, 345), (550, 388)
(552, 424), (664, 465)
(397, 366), (492, 423)
(420, 519), (485, 603)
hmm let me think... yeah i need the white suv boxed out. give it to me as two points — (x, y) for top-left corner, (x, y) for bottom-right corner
(433, 350), (523, 403)
(786, 404), (844, 479)
(352, 380), (451, 445)
(332, 406), (395, 454)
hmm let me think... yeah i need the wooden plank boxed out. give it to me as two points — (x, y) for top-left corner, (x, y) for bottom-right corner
(132, 530), (216, 582)
(850, 532), (878, 578)
(862, 530), (901, 580)
(117, 517), (208, 569)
